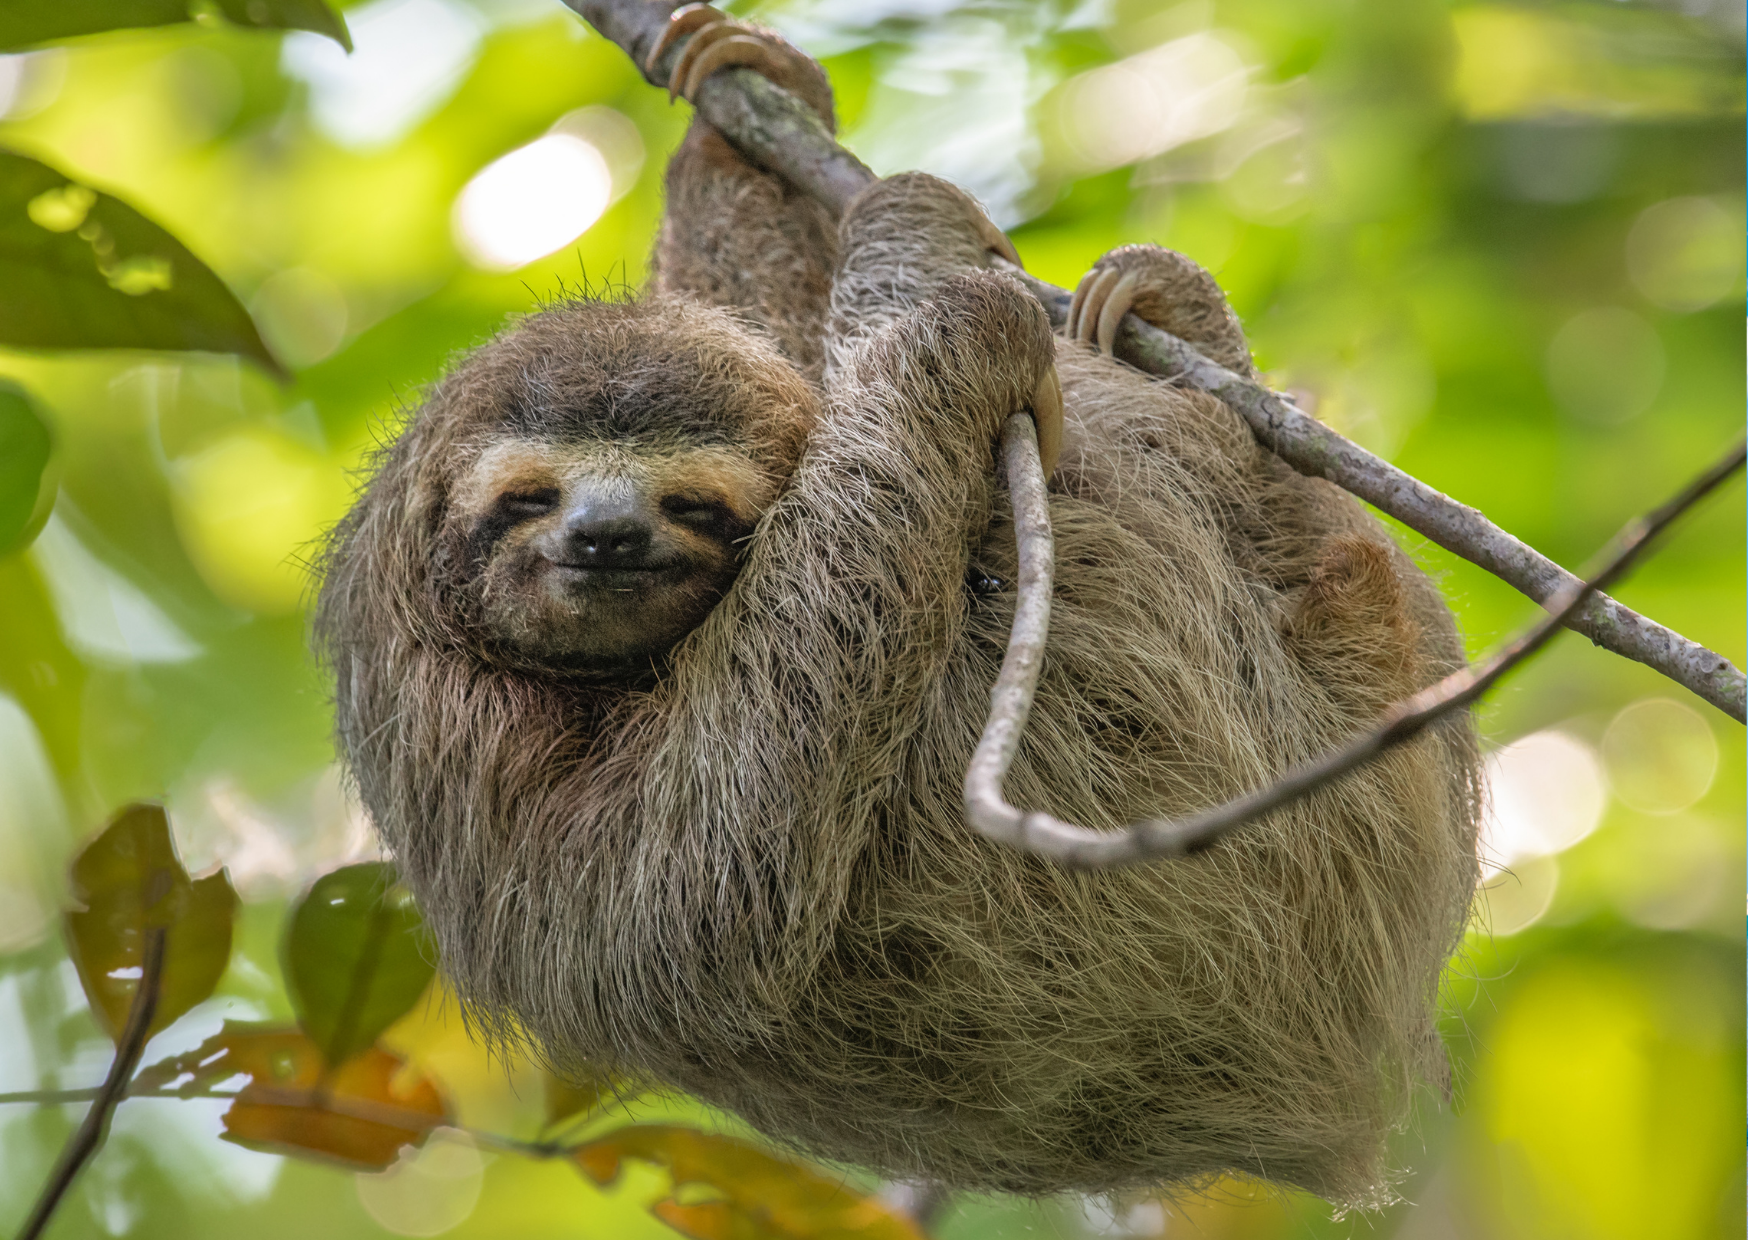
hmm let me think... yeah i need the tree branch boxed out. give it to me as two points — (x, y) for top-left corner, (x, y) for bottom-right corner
(561, 0), (1745, 722)
(964, 429), (1743, 869)
(17, 926), (166, 1240)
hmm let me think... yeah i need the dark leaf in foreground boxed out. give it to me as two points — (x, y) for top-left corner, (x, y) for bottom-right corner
(210, 0), (351, 49)
(0, 379), (53, 555)
(0, 149), (281, 374)
(0, 0), (350, 51)
(139, 1022), (446, 1170)
(65, 802), (237, 1042)
(284, 862), (435, 1067)
(0, 0), (185, 50)
(576, 1124), (926, 1240)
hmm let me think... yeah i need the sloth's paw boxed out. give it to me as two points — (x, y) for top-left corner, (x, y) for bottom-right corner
(1065, 244), (1252, 374)
(649, 4), (834, 125)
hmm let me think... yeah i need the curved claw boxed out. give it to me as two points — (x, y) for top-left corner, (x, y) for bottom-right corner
(647, 3), (722, 88)
(1066, 267), (1096, 341)
(1031, 365), (1064, 478)
(977, 217), (1023, 269)
(679, 32), (789, 103)
(1094, 269), (1140, 357)
(1069, 266), (1120, 348)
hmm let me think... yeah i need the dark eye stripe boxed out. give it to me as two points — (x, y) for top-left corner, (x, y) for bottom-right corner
(499, 488), (560, 516)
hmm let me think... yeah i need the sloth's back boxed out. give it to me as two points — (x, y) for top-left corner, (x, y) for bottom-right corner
(697, 346), (1482, 1203)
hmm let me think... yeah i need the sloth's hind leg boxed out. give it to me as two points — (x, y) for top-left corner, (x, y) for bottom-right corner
(1067, 244), (1254, 377)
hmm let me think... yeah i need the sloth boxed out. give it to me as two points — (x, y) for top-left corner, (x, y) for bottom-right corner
(314, 7), (1481, 1206)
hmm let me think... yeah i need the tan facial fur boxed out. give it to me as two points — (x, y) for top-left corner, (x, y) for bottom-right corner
(450, 437), (779, 674)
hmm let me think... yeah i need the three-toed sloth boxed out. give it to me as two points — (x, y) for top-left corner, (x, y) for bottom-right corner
(314, 12), (1480, 1206)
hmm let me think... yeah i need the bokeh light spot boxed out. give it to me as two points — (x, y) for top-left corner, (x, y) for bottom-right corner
(251, 267), (349, 369)
(356, 1129), (484, 1236)
(1479, 965), (1738, 1240)
(1479, 853), (1559, 936)
(1613, 814), (1734, 932)
(453, 135), (613, 272)
(1600, 697), (1718, 815)
(1544, 307), (1664, 424)
(1482, 730), (1608, 873)
(550, 105), (644, 203)
(1625, 195), (1746, 313)
(281, 0), (482, 149)
(171, 427), (350, 615)
(1054, 33), (1249, 174)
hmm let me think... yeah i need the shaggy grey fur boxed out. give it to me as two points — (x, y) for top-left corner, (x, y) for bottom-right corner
(313, 46), (1481, 1207)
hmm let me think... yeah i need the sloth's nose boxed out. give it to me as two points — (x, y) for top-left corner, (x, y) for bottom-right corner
(561, 500), (655, 569)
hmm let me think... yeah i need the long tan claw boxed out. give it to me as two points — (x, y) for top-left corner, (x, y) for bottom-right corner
(976, 216), (1023, 269)
(1066, 269), (1091, 340)
(1031, 365), (1064, 479)
(678, 32), (790, 104)
(1094, 270), (1139, 356)
(1067, 266), (1118, 346)
(647, 3), (721, 89)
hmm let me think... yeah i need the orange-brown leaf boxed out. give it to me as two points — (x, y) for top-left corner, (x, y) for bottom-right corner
(65, 803), (237, 1041)
(139, 1021), (448, 1171)
(575, 1125), (924, 1240)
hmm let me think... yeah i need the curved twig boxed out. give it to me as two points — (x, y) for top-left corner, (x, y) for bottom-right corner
(562, 0), (1744, 722)
(17, 926), (167, 1240)
(965, 432), (1744, 869)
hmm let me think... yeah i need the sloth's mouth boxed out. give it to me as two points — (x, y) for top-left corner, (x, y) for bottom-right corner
(546, 560), (700, 596)
(547, 557), (684, 575)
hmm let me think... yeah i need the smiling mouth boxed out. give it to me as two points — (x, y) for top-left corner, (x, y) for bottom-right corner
(547, 561), (686, 588)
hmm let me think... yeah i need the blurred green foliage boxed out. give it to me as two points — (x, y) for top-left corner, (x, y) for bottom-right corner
(0, 0), (1741, 1237)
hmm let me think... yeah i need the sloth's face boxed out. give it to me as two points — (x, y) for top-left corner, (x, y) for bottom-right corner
(450, 436), (777, 676)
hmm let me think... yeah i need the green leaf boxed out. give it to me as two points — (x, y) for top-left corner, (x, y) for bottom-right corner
(0, 0), (187, 50)
(0, 148), (283, 375)
(284, 862), (436, 1067)
(0, 0), (351, 52)
(66, 802), (239, 1042)
(210, 0), (352, 51)
(0, 379), (53, 556)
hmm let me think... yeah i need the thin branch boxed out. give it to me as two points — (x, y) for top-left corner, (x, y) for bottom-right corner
(560, 0), (1745, 723)
(17, 927), (166, 1240)
(965, 431), (1744, 870)
(1010, 268), (1748, 723)
(0, 1082), (563, 1160)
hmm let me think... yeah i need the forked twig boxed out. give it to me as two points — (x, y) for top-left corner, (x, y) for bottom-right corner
(17, 927), (167, 1240)
(964, 430), (1744, 869)
(563, 0), (1745, 722)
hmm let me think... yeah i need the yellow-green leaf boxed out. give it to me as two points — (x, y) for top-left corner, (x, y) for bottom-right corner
(575, 1125), (925, 1240)
(65, 802), (238, 1042)
(284, 862), (435, 1067)
(0, 0), (350, 52)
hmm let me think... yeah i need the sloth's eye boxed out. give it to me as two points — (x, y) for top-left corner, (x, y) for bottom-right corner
(496, 489), (559, 521)
(661, 495), (730, 528)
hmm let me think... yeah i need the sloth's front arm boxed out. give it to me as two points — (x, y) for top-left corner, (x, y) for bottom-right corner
(634, 267), (1055, 977)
